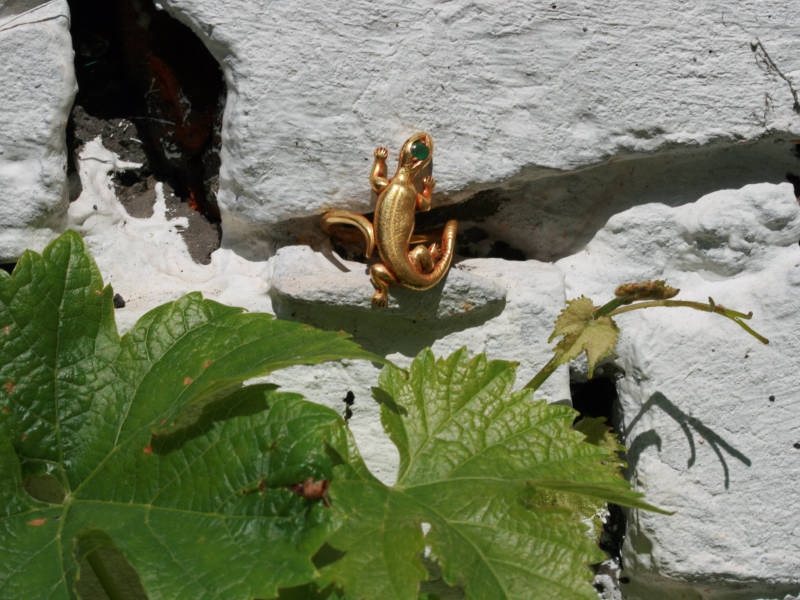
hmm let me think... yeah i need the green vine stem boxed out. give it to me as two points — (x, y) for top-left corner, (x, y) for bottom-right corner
(605, 298), (769, 345)
(524, 293), (769, 393)
(524, 355), (561, 394)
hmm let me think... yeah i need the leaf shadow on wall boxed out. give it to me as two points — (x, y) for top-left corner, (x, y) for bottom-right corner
(625, 392), (751, 490)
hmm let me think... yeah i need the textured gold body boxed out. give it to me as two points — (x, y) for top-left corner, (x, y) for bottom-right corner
(321, 132), (457, 307)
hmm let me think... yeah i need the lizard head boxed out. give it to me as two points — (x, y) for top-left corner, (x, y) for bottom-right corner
(398, 132), (433, 174)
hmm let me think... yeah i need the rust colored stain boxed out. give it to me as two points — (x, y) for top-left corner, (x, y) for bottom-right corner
(146, 55), (214, 156)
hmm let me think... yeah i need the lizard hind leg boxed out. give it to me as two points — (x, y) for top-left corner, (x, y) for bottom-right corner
(409, 244), (436, 273)
(369, 263), (397, 307)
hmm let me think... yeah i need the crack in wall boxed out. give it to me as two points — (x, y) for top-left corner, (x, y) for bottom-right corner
(750, 39), (800, 114)
(287, 132), (800, 266)
(440, 131), (800, 262)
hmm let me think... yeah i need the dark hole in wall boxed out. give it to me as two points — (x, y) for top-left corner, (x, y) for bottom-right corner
(571, 374), (618, 425)
(423, 189), (529, 261)
(67, 0), (225, 263)
(785, 172), (800, 198)
(570, 368), (628, 579)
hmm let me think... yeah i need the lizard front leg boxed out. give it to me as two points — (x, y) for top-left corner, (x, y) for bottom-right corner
(415, 175), (435, 212)
(370, 147), (390, 194)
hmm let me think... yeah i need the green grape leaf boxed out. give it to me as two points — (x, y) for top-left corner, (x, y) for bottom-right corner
(549, 296), (619, 377)
(0, 230), (380, 599)
(319, 348), (662, 600)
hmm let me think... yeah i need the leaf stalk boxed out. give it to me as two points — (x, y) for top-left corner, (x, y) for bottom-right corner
(607, 299), (770, 345)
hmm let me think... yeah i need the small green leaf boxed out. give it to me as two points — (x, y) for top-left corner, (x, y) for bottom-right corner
(320, 348), (656, 600)
(549, 296), (619, 377)
(574, 416), (621, 452)
(0, 230), (380, 599)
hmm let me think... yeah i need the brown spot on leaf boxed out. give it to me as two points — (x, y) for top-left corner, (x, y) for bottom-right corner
(290, 477), (331, 507)
(183, 376), (193, 386)
(27, 518), (47, 527)
(2, 325), (10, 335)
(202, 360), (212, 369)
(3, 380), (14, 395)
(143, 445), (153, 454)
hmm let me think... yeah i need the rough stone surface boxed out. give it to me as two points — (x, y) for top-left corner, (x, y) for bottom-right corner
(157, 0), (800, 257)
(270, 244), (507, 323)
(0, 0), (75, 261)
(557, 183), (800, 598)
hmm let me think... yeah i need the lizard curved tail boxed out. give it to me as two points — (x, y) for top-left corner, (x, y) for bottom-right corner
(405, 219), (458, 290)
(320, 209), (375, 258)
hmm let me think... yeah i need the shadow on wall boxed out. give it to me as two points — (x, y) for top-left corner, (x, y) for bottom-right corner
(269, 285), (506, 357)
(624, 391), (752, 490)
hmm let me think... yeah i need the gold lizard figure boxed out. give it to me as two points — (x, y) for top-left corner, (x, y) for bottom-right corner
(321, 132), (458, 307)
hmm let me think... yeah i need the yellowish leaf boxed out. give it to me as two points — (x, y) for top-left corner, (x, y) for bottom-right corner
(550, 296), (596, 341)
(550, 297), (619, 377)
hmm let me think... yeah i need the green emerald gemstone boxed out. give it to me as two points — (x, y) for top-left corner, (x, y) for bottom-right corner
(410, 141), (429, 161)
